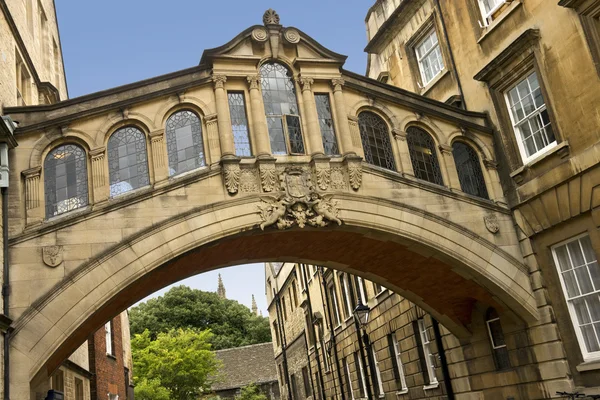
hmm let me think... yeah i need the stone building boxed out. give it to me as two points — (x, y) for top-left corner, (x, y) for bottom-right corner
(212, 343), (280, 400)
(364, 0), (600, 396)
(0, 1), (133, 399)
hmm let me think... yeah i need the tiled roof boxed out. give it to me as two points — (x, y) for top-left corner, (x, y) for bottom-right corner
(212, 342), (277, 391)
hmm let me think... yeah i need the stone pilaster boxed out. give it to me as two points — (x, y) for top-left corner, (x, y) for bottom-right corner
(90, 147), (109, 202)
(205, 114), (221, 164)
(330, 79), (357, 156)
(392, 129), (414, 176)
(23, 166), (42, 224)
(439, 144), (461, 191)
(347, 115), (364, 158)
(149, 129), (168, 182)
(298, 77), (324, 156)
(247, 75), (271, 157)
(212, 75), (235, 159)
(483, 159), (507, 205)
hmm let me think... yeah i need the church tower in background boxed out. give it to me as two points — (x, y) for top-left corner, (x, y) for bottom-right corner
(217, 273), (226, 299)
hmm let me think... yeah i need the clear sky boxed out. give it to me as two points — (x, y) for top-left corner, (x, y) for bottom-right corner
(54, 1), (372, 316)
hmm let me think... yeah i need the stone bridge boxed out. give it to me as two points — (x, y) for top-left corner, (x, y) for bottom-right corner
(4, 10), (536, 398)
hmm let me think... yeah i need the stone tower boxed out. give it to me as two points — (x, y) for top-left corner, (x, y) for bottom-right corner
(217, 273), (226, 299)
(251, 294), (258, 316)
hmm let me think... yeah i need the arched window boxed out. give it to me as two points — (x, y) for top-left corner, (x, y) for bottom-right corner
(165, 110), (205, 176)
(406, 127), (443, 185)
(358, 112), (396, 170)
(485, 308), (511, 370)
(260, 62), (304, 155)
(44, 144), (88, 218)
(452, 142), (489, 199)
(108, 126), (150, 197)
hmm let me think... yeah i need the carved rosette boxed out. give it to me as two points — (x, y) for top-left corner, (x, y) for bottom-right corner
(484, 214), (500, 234)
(252, 27), (268, 42)
(222, 161), (241, 195)
(283, 28), (300, 44)
(345, 156), (363, 191)
(259, 163), (277, 192)
(258, 167), (342, 230)
(42, 245), (63, 268)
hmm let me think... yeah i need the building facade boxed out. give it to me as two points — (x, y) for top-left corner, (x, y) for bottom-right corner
(366, 0), (600, 396)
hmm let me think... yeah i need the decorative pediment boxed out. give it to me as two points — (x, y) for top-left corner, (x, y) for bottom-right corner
(199, 9), (347, 67)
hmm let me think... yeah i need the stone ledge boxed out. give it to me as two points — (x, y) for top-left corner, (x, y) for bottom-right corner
(576, 359), (600, 372)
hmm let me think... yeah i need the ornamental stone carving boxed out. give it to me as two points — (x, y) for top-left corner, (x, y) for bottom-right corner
(484, 213), (500, 234)
(259, 163), (278, 192)
(252, 27), (268, 42)
(345, 156), (363, 191)
(298, 77), (314, 92)
(212, 75), (227, 89)
(315, 163), (331, 191)
(258, 167), (342, 230)
(283, 28), (300, 44)
(263, 9), (280, 25)
(247, 75), (261, 90)
(331, 78), (345, 91)
(222, 161), (241, 195)
(43, 245), (63, 268)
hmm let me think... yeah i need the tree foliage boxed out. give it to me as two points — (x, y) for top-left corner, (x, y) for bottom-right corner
(132, 328), (220, 400)
(236, 384), (268, 400)
(130, 285), (271, 350)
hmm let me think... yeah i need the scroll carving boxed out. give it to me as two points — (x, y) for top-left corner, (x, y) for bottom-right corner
(223, 162), (241, 195)
(345, 156), (363, 191)
(260, 163), (277, 192)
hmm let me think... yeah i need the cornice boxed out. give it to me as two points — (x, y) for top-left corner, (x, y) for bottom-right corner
(364, 0), (421, 53)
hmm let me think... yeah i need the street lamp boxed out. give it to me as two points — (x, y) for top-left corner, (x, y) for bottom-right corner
(353, 301), (370, 327)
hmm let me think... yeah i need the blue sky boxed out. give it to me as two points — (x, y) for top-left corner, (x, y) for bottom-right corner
(54, 1), (372, 315)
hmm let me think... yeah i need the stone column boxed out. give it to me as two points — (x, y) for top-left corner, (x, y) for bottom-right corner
(247, 75), (271, 157)
(149, 129), (169, 183)
(439, 144), (462, 191)
(298, 77), (324, 156)
(392, 129), (415, 176)
(90, 147), (109, 202)
(483, 159), (507, 205)
(331, 78), (356, 156)
(347, 116), (365, 159)
(23, 166), (42, 224)
(212, 75), (235, 159)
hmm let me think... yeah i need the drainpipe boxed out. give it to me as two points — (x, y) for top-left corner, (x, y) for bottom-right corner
(432, 319), (455, 400)
(433, 0), (467, 110)
(318, 267), (345, 400)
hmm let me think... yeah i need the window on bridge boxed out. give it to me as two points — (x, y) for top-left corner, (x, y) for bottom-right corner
(166, 110), (206, 176)
(452, 141), (489, 199)
(315, 93), (339, 155)
(406, 126), (443, 186)
(260, 62), (305, 155)
(44, 143), (89, 218)
(358, 111), (396, 170)
(108, 126), (150, 197)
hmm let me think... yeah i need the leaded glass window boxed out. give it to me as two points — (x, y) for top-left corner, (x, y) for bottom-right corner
(108, 126), (150, 197)
(486, 308), (511, 370)
(452, 142), (489, 199)
(227, 92), (252, 157)
(315, 93), (339, 155)
(165, 110), (205, 176)
(407, 127), (443, 185)
(358, 111), (396, 170)
(260, 62), (305, 155)
(44, 144), (88, 218)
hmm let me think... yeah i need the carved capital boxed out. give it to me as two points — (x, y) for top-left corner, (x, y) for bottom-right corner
(212, 75), (227, 90)
(247, 75), (261, 90)
(22, 166), (42, 179)
(89, 147), (106, 160)
(392, 128), (407, 141)
(438, 144), (453, 155)
(298, 77), (314, 92)
(483, 159), (498, 170)
(23, 166), (42, 210)
(205, 113), (218, 123)
(149, 129), (165, 140)
(331, 78), (345, 92)
(347, 115), (359, 123)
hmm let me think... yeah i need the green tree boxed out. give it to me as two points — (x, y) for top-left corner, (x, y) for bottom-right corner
(132, 328), (220, 400)
(134, 378), (170, 400)
(236, 384), (267, 400)
(130, 285), (271, 350)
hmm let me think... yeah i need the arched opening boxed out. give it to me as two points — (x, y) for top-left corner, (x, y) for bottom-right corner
(406, 126), (443, 186)
(357, 111), (396, 170)
(165, 110), (206, 176)
(452, 141), (489, 199)
(107, 126), (150, 197)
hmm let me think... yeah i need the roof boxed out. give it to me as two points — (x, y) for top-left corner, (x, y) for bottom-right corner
(212, 342), (277, 391)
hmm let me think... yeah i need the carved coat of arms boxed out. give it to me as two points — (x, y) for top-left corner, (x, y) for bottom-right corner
(42, 245), (63, 268)
(258, 167), (342, 230)
(484, 214), (500, 234)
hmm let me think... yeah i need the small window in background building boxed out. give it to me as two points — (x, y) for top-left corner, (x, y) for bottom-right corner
(302, 366), (312, 397)
(415, 29), (444, 86)
(485, 308), (511, 370)
(51, 369), (64, 393)
(74, 377), (84, 400)
(354, 352), (366, 398)
(415, 318), (438, 387)
(388, 333), (408, 392)
(105, 321), (114, 355)
(478, 0), (510, 26)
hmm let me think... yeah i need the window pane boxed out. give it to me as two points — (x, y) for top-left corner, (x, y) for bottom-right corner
(44, 144), (88, 218)
(358, 112), (396, 170)
(315, 94), (339, 155)
(452, 142), (489, 199)
(407, 127), (443, 185)
(166, 110), (205, 176)
(228, 92), (252, 157)
(108, 126), (150, 197)
(416, 30), (444, 85)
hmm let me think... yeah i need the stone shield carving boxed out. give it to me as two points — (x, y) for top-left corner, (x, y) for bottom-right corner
(484, 214), (500, 234)
(258, 167), (342, 230)
(43, 245), (63, 268)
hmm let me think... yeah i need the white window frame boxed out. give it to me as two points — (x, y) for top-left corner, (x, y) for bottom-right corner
(477, 0), (507, 26)
(392, 335), (408, 393)
(357, 277), (368, 305)
(340, 274), (353, 320)
(105, 321), (113, 356)
(108, 395), (119, 400)
(356, 352), (367, 397)
(415, 28), (444, 86)
(345, 356), (355, 400)
(418, 319), (439, 388)
(504, 71), (556, 164)
(486, 316), (508, 351)
(372, 347), (385, 398)
(552, 233), (600, 361)
(329, 284), (341, 327)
